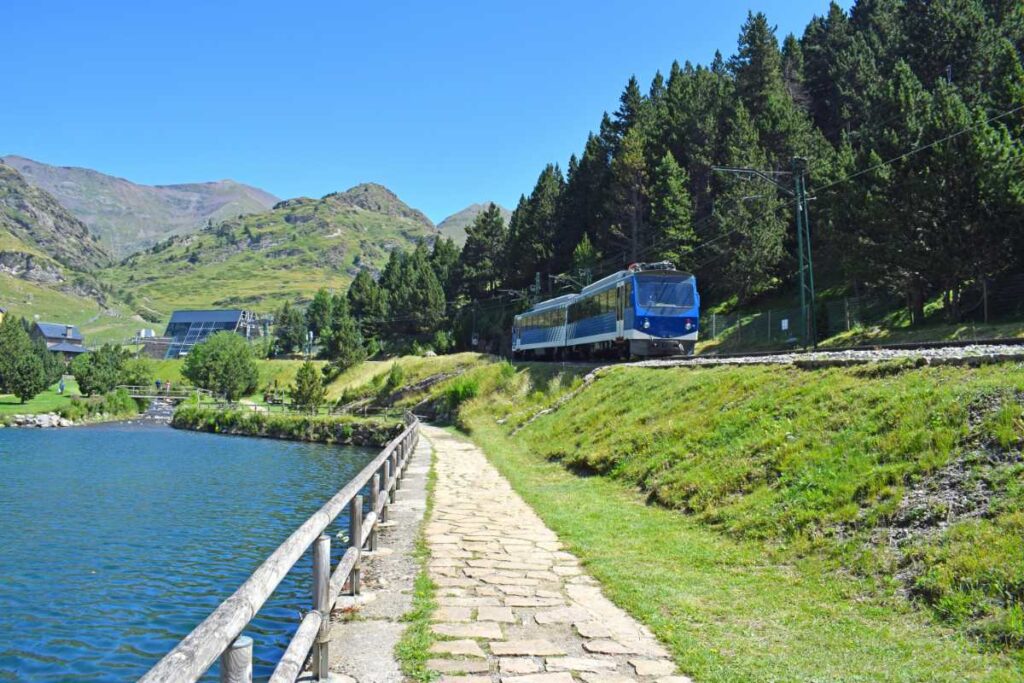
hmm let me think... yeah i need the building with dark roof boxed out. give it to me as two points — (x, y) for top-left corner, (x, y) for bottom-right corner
(162, 309), (260, 358)
(32, 322), (87, 359)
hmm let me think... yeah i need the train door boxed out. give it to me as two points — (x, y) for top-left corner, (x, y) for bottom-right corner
(616, 283), (624, 339)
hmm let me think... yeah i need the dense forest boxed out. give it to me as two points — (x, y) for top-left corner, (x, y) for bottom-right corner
(300, 0), (1024, 354)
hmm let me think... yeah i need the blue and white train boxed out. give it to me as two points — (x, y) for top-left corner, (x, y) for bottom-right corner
(511, 262), (700, 359)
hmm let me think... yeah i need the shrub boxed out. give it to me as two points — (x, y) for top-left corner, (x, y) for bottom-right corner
(182, 332), (259, 400)
(59, 388), (141, 421)
(444, 376), (479, 413)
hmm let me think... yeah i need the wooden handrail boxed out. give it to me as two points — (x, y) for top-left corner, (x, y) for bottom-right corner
(138, 412), (420, 682)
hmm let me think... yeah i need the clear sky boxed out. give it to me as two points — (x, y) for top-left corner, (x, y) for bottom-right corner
(2, 1), (838, 224)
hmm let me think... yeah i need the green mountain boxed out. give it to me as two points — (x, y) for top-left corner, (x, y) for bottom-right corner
(104, 183), (440, 316)
(1, 155), (278, 257)
(437, 202), (511, 245)
(0, 164), (142, 343)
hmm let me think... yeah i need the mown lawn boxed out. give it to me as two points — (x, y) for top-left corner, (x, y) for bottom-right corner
(0, 377), (81, 415)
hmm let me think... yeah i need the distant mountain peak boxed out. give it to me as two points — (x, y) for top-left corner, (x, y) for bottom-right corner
(324, 183), (435, 230)
(0, 155), (279, 257)
(437, 202), (512, 246)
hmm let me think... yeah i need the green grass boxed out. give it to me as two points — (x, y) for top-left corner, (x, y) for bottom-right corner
(325, 352), (489, 403)
(457, 417), (1019, 682)
(0, 377), (81, 415)
(395, 440), (439, 682)
(0, 276), (141, 345)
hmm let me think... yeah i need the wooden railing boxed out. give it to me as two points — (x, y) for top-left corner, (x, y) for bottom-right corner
(139, 412), (421, 683)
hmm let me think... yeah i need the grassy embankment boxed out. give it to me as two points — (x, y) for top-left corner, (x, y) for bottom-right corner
(171, 404), (403, 446)
(346, 355), (1024, 681)
(151, 352), (483, 407)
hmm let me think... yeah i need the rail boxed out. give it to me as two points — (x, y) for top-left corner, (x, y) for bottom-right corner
(115, 385), (212, 401)
(139, 412), (421, 682)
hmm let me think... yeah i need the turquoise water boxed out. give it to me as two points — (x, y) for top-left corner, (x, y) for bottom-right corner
(0, 422), (377, 681)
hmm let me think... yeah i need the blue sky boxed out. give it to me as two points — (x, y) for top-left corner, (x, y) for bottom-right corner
(2, 1), (838, 223)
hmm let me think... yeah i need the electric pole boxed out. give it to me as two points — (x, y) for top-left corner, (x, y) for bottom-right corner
(713, 157), (817, 347)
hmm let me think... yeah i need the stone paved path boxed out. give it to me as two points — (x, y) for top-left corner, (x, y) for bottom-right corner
(421, 426), (691, 683)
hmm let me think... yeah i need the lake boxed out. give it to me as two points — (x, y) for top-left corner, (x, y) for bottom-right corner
(0, 422), (377, 681)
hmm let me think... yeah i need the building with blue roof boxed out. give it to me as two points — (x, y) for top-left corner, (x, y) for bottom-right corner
(162, 309), (260, 358)
(32, 322), (87, 360)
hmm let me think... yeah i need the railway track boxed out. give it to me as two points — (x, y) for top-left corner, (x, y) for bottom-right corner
(641, 337), (1024, 368)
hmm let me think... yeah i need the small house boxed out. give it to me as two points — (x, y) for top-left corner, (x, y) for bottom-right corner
(32, 321), (87, 360)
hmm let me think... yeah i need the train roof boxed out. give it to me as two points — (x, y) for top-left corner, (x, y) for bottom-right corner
(516, 263), (697, 316)
(580, 266), (694, 296)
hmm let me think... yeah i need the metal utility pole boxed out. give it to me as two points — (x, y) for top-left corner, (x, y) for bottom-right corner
(792, 157), (816, 347)
(713, 157), (817, 347)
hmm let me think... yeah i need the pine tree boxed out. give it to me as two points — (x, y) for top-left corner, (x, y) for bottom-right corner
(610, 127), (650, 262)
(274, 301), (308, 355)
(709, 103), (788, 300)
(649, 152), (696, 270)
(507, 165), (564, 289)
(306, 288), (333, 342)
(430, 236), (461, 300)
(459, 203), (507, 299)
(291, 360), (326, 414)
(731, 11), (811, 162)
(347, 269), (388, 338)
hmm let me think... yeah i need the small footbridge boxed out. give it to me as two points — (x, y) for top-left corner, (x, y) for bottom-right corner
(115, 385), (212, 402)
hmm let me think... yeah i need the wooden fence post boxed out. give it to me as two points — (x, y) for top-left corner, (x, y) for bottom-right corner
(349, 496), (363, 595)
(312, 534), (330, 681)
(369, 474), (380, 551)
(395, 444), (404, 490)
(219, 635), (252, 683)
(382, 461), (391, 522)
(388, 456), (397, 504)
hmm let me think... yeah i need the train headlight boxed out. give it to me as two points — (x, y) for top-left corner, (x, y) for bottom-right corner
(685, 320), (693, 331)
(642, 318), (650, 330)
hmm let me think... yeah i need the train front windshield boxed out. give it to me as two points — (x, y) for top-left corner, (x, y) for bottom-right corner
(635, 275), (695, 313)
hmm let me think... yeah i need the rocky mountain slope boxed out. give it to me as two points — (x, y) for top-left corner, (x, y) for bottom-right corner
(104, 183), (440, 315)
(437, 202), (511, 245)
(0, 164), (141, 343)
(0, 164), (111, 273)
(1, 155), (278, 257)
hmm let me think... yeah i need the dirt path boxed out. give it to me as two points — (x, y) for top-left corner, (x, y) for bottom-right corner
(421, 425), (690, 683)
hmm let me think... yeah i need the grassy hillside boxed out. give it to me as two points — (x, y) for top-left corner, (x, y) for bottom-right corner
(104, 185), (439, 316)
(2, 155), (278, 257)
(334, 354), (1024, 680)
